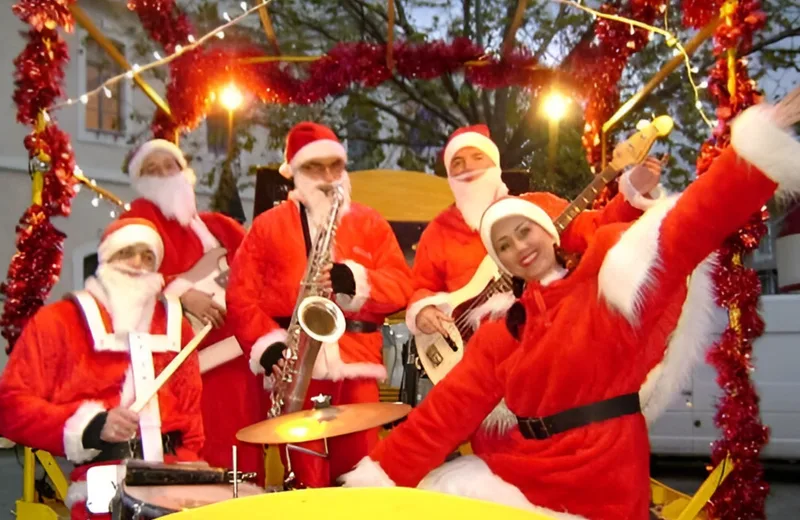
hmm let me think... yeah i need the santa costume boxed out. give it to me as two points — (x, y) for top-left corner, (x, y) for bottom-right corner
(405, 124), (663, 454)
(226, 122), (413, 488)
(120, 139), (267, 482)
(0, 219), (204, 520)
(341, 104), (796, 519)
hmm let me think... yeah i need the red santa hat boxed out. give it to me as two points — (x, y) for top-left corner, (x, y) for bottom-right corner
(443, 124), (501, 175)
(479, 193), (563, 274)
(97, 218), (164, 268)
(279, 122), (347, 179)
(123, 139), (188, 179)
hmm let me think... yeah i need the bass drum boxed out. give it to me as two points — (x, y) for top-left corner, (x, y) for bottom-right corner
(111, 482), (264, 519)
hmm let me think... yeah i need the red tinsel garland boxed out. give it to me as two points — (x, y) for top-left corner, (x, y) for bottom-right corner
(688, 0), (771, 518)
(1, 1), (77, 353)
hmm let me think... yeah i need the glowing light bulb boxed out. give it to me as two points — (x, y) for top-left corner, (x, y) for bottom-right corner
(219, 83), (244, 111)
(79, 94), (88, 104)
(541, 91), (570, 122)
(216, 31), (225, 39)
(91, 197), (99, 207)
(103, 87), (112, 98)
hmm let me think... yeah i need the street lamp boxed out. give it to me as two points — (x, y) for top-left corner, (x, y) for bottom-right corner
(220, 83), (243, 111)
(542, 91), (570, 181)
(542, 91), (570, 122)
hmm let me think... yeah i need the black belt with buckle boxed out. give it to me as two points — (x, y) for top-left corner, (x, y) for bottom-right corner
(517, 393), (640, 440)
(274, 316), (380, 334)
(85, 431), (183, 465)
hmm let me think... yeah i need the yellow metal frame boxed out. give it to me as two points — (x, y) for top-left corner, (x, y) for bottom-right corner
(16, 447), (70, 520)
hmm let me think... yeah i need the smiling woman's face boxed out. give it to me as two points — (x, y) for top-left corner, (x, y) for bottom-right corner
(491, 215), (557, 281)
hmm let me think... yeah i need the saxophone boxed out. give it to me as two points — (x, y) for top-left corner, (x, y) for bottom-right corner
(268, 183), (347, 418)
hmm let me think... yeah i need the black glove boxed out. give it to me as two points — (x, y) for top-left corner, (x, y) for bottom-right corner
(260, 341), (288, 372)
(512, 276), (525, 298)
(505, 302), (527, 341)
(330, 263), (356, 296)
(82, 412), (109, 449)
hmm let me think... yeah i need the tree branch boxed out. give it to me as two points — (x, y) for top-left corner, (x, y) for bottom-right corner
(532, 4), (566, 62)
(440, 73), (474, 124)
(745, 25), (800, 56)
(341, 135), (440, 147)
(356, 93), (449, 140)
(390, 77), (463, 128)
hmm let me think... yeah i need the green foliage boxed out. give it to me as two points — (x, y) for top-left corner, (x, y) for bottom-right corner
(129, 0), (798, 208)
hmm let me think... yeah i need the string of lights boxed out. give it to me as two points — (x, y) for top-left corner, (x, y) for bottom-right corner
(48, 0), (273, 113)
(556, 0), (715, 128)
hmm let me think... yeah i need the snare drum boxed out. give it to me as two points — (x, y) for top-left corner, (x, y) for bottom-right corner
(112, 481), (263, 519)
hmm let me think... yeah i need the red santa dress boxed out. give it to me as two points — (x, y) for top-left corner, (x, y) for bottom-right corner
(226, 198), (413, 487)
(0, 291), (203, 520)
(405, 173), (659, 456)
(121, 199), (268, 483)
(341, 106), (794, 519)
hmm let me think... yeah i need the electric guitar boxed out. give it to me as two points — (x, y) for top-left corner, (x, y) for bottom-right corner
(416, 115), (675, 384)
(180, 247), (243, 373)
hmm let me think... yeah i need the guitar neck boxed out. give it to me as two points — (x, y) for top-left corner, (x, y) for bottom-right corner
(552, 164), (620, 234)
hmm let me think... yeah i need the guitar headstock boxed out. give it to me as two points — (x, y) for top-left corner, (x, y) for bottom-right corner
(608, 115), (674, 171)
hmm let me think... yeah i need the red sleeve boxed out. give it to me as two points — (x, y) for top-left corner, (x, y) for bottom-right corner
(337, 214), (413, 315)
(560, 192), (642, 253)
(598, 146), (778, 328)
(0, 308), (92, 459)
(408, 226), (446, 305)
(226, 214), (285, 372)
(172, 318), (205, 461)
(367, 320), (510, 486)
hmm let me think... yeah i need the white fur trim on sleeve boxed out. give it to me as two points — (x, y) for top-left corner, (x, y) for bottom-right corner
(63, 401), (106, 464)
(598, 195), (680, 323)
(249, 329), (288, 376)
(639, 253), (725, 424)
(418, 455), (587, 519)
(405, 293), (452, 335)
(731, 104), (800, 199)
(339, 456), (396, 487)
(335, 260), (371, 313)
(312, 342), (388, 382)
(163, 277), (194, 298)
(619, 169), (665, 211)
(479, 400), (517, 435)
(467, 292), (515, 330)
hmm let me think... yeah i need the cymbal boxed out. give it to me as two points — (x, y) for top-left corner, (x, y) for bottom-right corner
(236, 402), (411, 445)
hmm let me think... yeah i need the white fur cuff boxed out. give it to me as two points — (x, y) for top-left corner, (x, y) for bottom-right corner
(336, 260), (371, 313)
(339, 456), (396, 487)
(405, 293), (451, 335)
(731, 104), (800, 198)
(249, 328), (289, 376)
(163, 277), (194, 298)
(619, 169), (665, 211)
(63, 401), (106, 464)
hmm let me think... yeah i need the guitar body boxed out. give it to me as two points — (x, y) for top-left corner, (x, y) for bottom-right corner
(413, 115), (674, 385)
(182, 247), (230, 333)
(415, 256), (504, 383)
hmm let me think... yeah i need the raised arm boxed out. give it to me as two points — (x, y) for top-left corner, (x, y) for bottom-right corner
(340, 319), (512, 487)
(599, 103), (798, 325)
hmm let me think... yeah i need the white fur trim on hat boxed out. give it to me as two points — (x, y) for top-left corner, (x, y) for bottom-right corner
(127, 139), (187, 179)
(281, 139), (347, 179)
(444, 133), (500, 174)
(97, 224), (164, 267)
(479, 198), (560, 275)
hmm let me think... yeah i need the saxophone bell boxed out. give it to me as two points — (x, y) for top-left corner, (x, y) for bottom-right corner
(297, 295), (346, 344)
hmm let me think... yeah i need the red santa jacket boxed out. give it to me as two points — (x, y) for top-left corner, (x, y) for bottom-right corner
(343, 105), (793, 520)
(227, 199), (413, 382)
(404, 179), (654, 334)
(0, 294), (204, 465)
(121, 199), (246, 370)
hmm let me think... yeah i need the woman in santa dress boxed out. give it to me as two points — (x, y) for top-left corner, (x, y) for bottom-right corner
(341, 91), (800, 519)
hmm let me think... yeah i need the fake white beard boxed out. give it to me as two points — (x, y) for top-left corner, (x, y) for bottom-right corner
(448, 166), (509, 230)
(290, 171), (352, 238)
(133, 169), (198, 226)
(90, 263), (164, 333)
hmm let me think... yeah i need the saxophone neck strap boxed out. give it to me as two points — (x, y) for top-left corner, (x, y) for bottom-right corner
(299, 204), (313, 259)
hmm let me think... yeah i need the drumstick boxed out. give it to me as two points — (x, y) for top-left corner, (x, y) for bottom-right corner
(129, 323), (212, 414)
